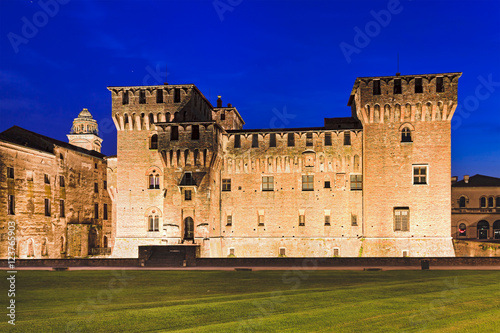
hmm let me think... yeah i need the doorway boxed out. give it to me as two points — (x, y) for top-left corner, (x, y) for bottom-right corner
(477, 220), (489, 239)
(183, 217), (194, 242)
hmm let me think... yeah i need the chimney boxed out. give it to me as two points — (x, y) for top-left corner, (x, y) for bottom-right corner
(217, 95), (222, 108)
(227, 103), (232, 108)
(451, 176), (457, 184)
(464, 175), (469, 184)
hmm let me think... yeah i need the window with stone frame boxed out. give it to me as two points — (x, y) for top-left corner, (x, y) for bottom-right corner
(394, 207), (409, 231)
(258, 214), (264, 226)
(299, 214), (305, 226)
(324, 181), (331, 188)
(185, 189), (192, 201)
(262, 176), (274, 191)
(226, 215), (232, 226)
(148, 215), (159, 232)
(8, 195), (15, 215)
(60, 200), (65, 218)
(350, 174), (362, 190)
(488, 197), (494, 208)
(324, 215), (330, 226)
(7, 167), (14, 179)
(302, 175), (314, 191)
(480, 197), (486, 208)
(413, 165), (427, 185)
(344, 131), (351, 146)
(401, 127), (412, 142)
(44, 199), (51, 217)
(150, 134), (158, 149)
(459, 196), (467, 208)
(351, 214), (358, 226)
(222, 179), (231, 191)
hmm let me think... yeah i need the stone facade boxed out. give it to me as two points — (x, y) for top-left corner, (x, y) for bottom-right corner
(451, 174), (500, 240)
(0, 110), (113, 259)
(108, 72), (461, 258)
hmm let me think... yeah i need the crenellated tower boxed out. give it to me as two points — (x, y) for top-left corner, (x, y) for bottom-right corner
(348, 72), (461, 256)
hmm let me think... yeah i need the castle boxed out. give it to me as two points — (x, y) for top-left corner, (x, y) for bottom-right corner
(0, 72), (462, 258)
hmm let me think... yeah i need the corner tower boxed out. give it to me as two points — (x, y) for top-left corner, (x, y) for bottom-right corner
(67, 108), (103, 152)
(348, 72), (462, 257)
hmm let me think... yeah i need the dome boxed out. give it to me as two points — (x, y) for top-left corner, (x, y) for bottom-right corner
(77, 108), (93, 119)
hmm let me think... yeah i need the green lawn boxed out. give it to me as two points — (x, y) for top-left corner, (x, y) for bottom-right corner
(1, 269), (499, 332)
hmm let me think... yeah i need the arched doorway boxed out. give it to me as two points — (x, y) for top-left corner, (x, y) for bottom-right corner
(493, 221), (500, 240)
(183, 217), (194, 242)
(477, 220), (489, 239)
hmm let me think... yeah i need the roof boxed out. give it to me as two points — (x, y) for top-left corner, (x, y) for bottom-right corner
(227, 117), (362, 134)
(0, 126), (106, 159)
(452, 174), (500, 187)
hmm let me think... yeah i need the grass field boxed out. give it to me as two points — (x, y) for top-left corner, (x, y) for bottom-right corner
(1, 269), (499, 332)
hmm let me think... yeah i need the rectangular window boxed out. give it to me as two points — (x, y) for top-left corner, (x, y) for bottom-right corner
(413, 165), (427, 185)
(103, 180), (107, 190)
(269, 133), (276, 147)
(103, 203), (108, 220)
(324, 215), (330, 226)
(45, 199), (51, 217)
(7, 167), (14, 179)
(59, 176), (65, 187)
(333, 248), (340, 257)
(148, 216), (159, 232)
(252, 134), (259, 148)
(27, 170), (33, 181)
(60, 200), (65, 218)
(94, 182), (98, 193)
(8, 195), (15, 215)
(324, 133), (332, 146)
(234, 134), (241, 148)
(351, 214), (358, 226)
(394, 207), (409, 231)
(191, 125), (200, 140)
(324, 181), (331, 189)
(170, 126), (179, 141)
(262, 176), (274, 191)
(436, 77), (444, 92)
(221, 112), (225, 120)
(156, 89), (163, 103)
(350, 174), (362, 190)
(299, 214), (305, 226)
(122, 91), (129, 105)
(226, 215), (232, 226)
(174, 88), (181, 103)
(185, 189), (192, 201)
(279, 248), (286, 256)
(139, 89), (146, 104)
(306, 133), (313, 147)
(393, 79), (402, 94)
(302, 175), (314, 191)
(258, 214), (264, 226)
(222, 179), (231, 191)
(44, 174), (50, 184)
(415, 78), (423, 93)
(344, 132), (351, 146)
(229, 248), (235, 256)
(373, 80), (381, 95)
(287, 133), (295, 147)
(94, 203), (99, 219)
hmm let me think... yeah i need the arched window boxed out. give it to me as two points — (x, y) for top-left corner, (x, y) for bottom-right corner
(459, 196), (467, 208)
(497, 197), (500, 208)
(458, 223), (467, 237)
(148, 171), (160, 189)
(480, 197), (486, 208)
(150, 134), (158, 149)
(124, 114), (129, 125)
(494, 220), (500, 239)
(401, 127), (412, 142)
(488, 197), (494, 208)
(477, 220), (489, 239)
(148, 215), (159, 231)
(149, 113), (154, 125)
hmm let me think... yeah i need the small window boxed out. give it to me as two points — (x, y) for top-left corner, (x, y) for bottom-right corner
(149, 173), (160, 189)
(191, 125), (200, 140)
(103, 180), (107, 190)
(149, 113), (154, 125)
(234, 134), (241, 148)
(258, 214), (264, 226)
(94, 203), (99, 219)
(458, 223), (467, 237)
(413, 166), (427, 185)
(306, 133), (313, 147)
(174, 88), (181, 103)
(150, 134), (158, 149)
(262, 176), (274, 191)
(401, 127), (412, 142)
(488, 197), (494, 208)
(269, 133), (276, 147)
(170, 126), (179, 141)
(226, 215), (232, 226)
(436, 77), (444, 93)
(221, 112), (225, 120)
(393, 79), (402, 94)
(139, 89), (146, 104)
(59, 153), (64, 160)
(333, 248), (339, 257)
(480, 197), (486, 208)
(302, 175), (314, 191)
(324, 133), (332, 146)
(156, 89), (163, 103)
(95, 163), (98, 169)
(394, 207), (409, 231)
(350, 175), (362, 190)
(496, 197), (500, 208)
(185, 189), (192, 201)
(44, 174), (50, 184)
(8, 195), (15, 215)
(402, 250), (409, 257)
(44, 199), (51, 217)
(324, 215), (330, 226)
(287, 133), (295, 147)
(344, 132), (351, 146)
(252, 134), (259, 148)
(298, 214), (305, 226)
(59, 176), (65, 187)
(103, 203), (108, 220)
(279, 248), (286, 256)
(148, 215), (159, 232)
(415, 78), (423, 93)
(94, 182), (98, 193)
(60, 200), (65, 218)
(351, 214), (358, 226)
(373, 80), (381, 95)
(122, 91), (129, 105)
(27, 170), (33, 181)
(459, 196), (466, 208)
(124, 114), (129, 125)
(324, 181), (331, 189)
(222, 179), (231, 191)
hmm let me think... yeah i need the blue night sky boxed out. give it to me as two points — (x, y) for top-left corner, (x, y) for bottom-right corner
(1, 0), (499, 178)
